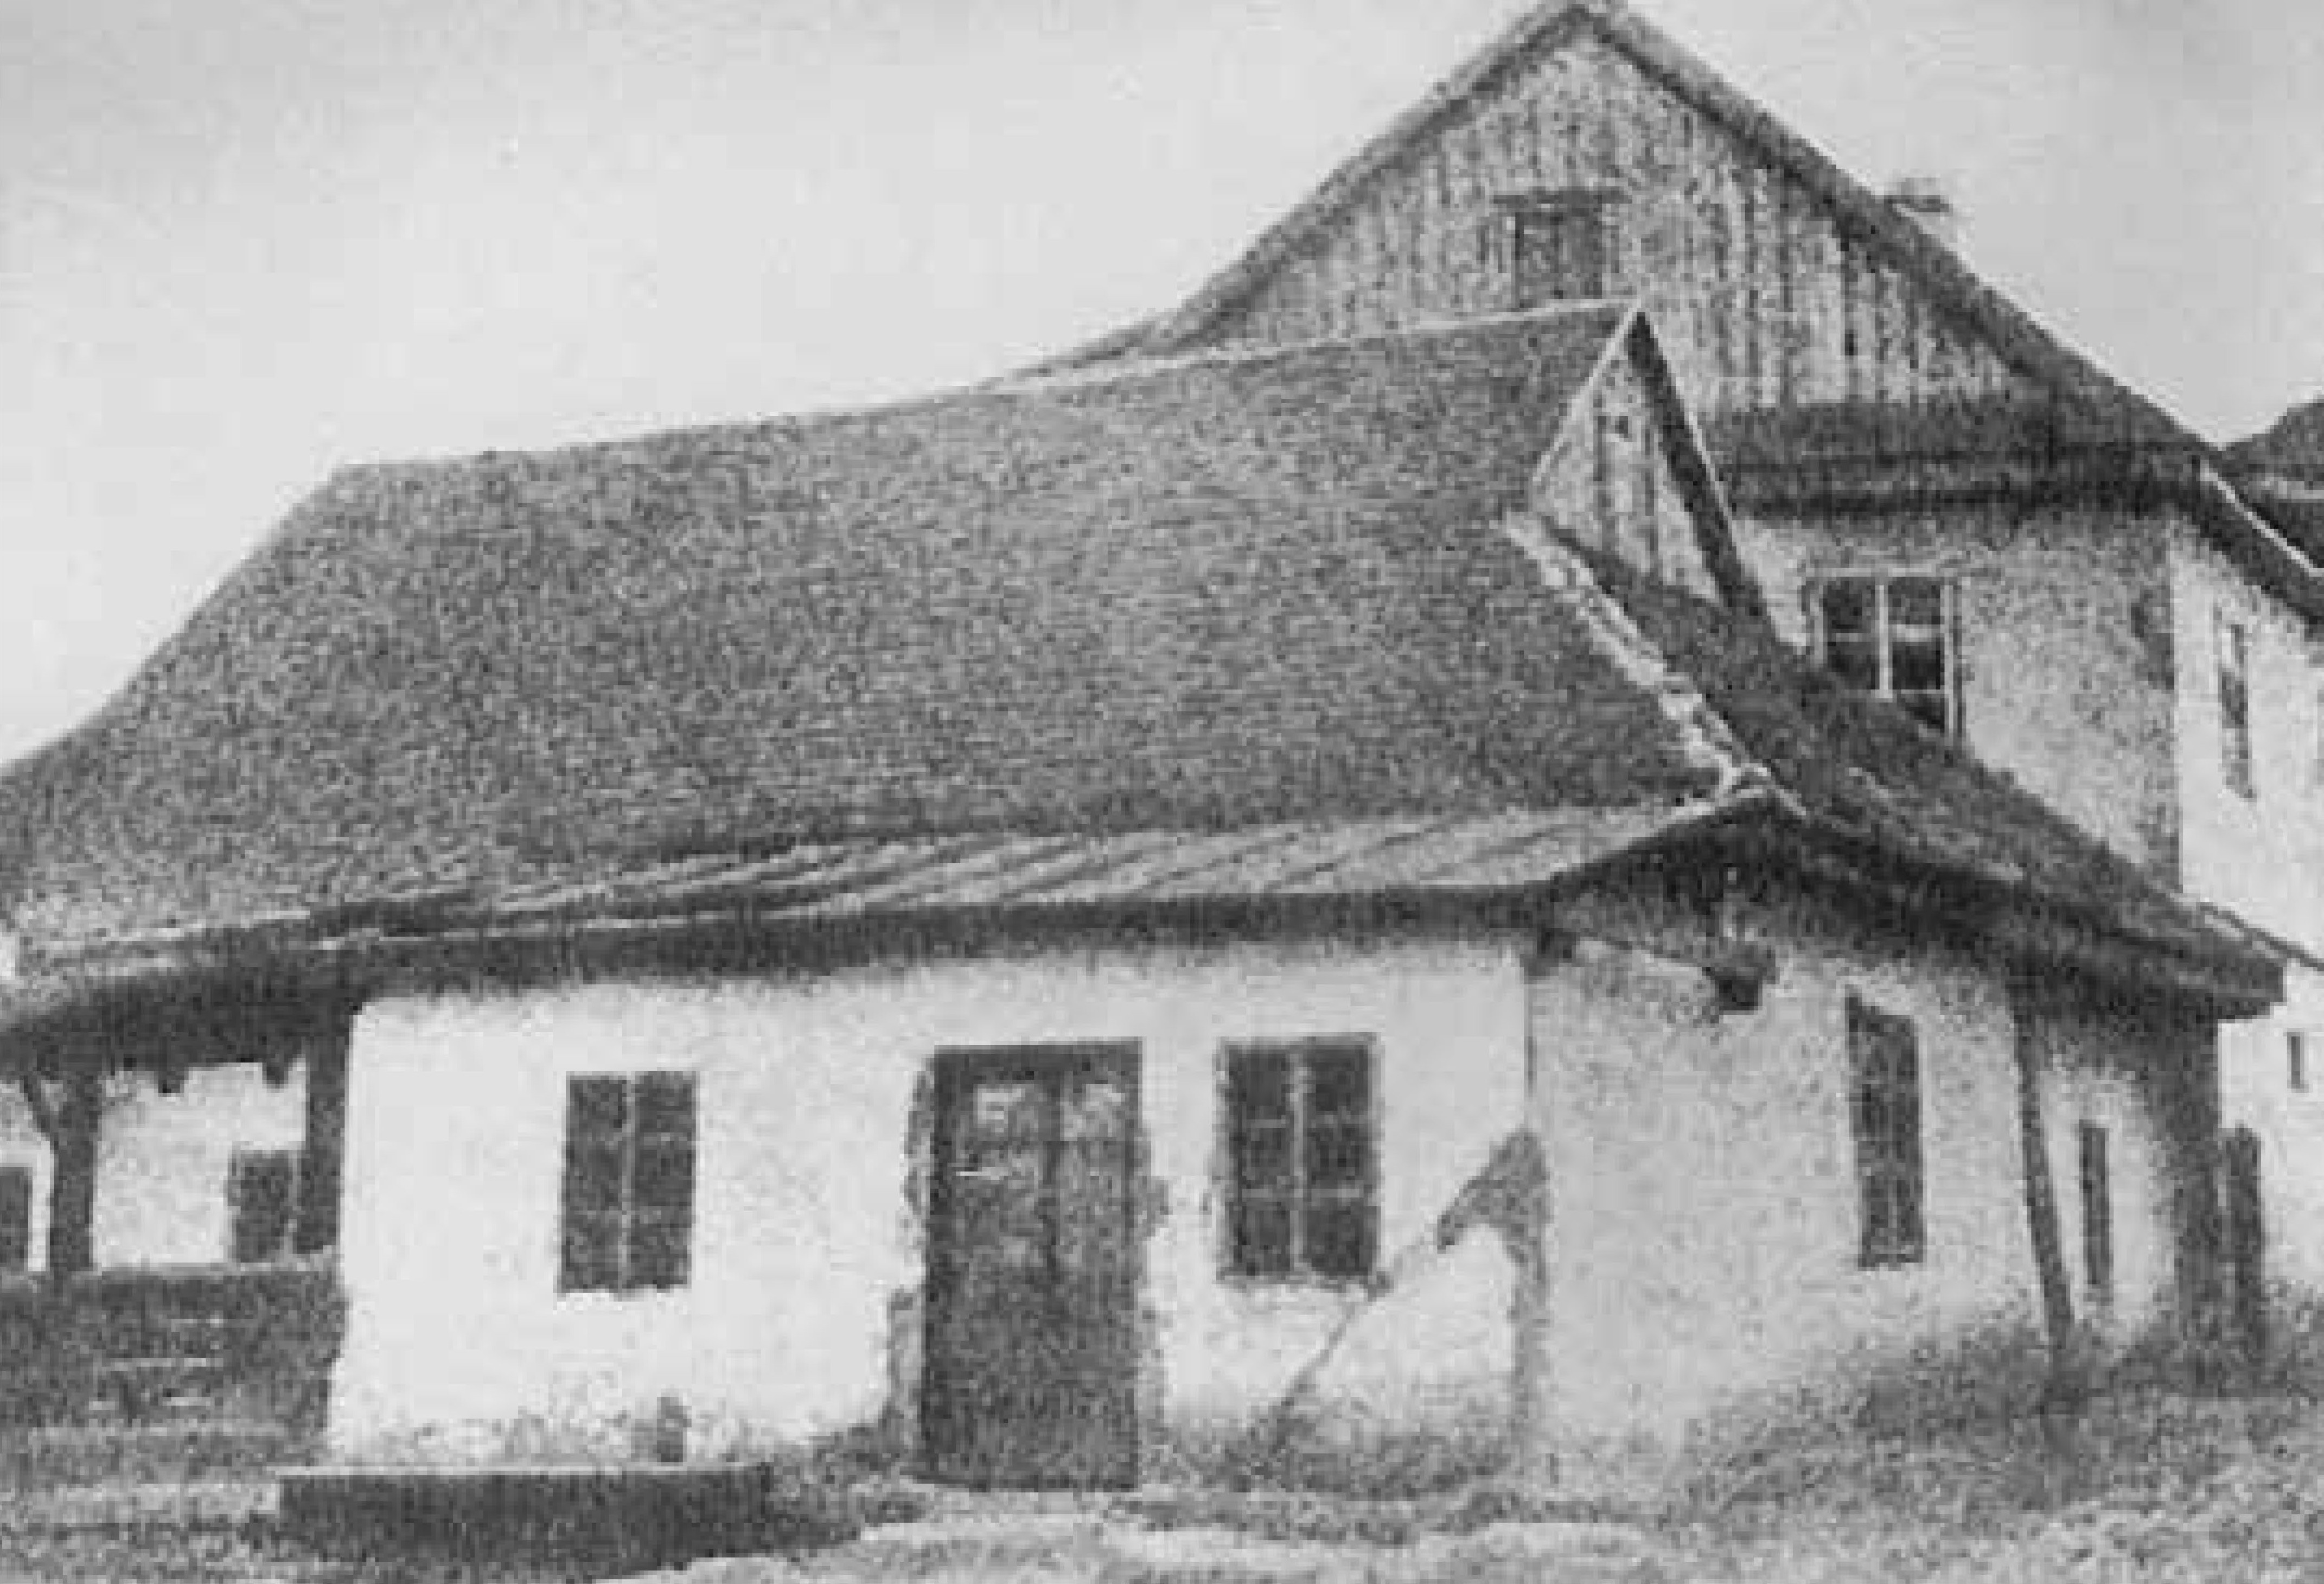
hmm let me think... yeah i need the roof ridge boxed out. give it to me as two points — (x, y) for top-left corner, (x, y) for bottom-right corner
(1491, 511), (1791, 812)
(1126, 0), (2192, 446)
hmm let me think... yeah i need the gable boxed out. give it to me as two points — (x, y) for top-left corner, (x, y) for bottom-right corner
(1534, 319), (1721, 603)
(1126, 3), (2181, 447)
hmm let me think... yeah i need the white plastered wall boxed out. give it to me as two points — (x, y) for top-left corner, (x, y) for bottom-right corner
(328, 932), (1531, 1467)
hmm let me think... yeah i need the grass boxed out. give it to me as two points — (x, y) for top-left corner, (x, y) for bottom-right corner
(10, 1389), (2324, 1581)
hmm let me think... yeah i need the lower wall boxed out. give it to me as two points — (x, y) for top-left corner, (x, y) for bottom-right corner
(327, 933), (1531, 1480)
(0, 1064), (307, 1271)
(1528, 899), (2188, 1496)
(2220, 961), (2324, 1340)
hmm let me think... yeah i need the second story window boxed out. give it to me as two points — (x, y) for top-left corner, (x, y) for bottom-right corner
(1503, 190), (1620, 307)
(2217, 613), (2253, 798)
(1812, 574), (1959, 736)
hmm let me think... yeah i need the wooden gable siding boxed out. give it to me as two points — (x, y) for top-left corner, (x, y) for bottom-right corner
(1204, 33), (2028, 419)
(1536, 338), (1718, 602)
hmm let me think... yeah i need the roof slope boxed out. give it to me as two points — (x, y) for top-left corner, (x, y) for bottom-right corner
(0, 306), (2266, 1007)
(5, 306), (1729, 949)
(1079, 0), (2186, 450)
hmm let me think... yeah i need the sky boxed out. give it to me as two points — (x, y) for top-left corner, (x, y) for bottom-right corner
(3, 0), (2321, 764)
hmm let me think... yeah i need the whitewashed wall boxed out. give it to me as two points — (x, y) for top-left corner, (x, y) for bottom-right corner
(328, 932), (1533, 1470)
(1528, 901), (2184, 1494)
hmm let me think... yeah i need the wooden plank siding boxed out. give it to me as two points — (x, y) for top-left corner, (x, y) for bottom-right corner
(1200, 33), (2027, 419)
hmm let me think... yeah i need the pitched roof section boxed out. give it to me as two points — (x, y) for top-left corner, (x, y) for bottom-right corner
(2, 306), (1745, 952)
(1102, 0), (2187, 449)
(0, 305), (2269, 1010)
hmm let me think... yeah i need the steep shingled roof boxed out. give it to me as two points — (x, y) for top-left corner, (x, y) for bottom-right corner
(1069, 0), (2186, 452)
(0, 306), (1707, 951)
(0, 306), (2270, 1009)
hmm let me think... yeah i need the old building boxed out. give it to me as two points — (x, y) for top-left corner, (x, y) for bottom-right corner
(1059, 0), (2324, 1345)
(0, 306), (2275, 1496)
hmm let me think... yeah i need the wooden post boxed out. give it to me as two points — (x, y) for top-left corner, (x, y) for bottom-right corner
(2007, 975), (2084, 1412)
(295, 1020), (350, 1257)
(21, 1067), (104, 1280)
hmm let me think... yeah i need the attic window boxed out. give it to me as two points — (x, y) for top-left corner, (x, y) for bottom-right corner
(1502, 189), (1622, 307)
(1811, 575), (1960, 737)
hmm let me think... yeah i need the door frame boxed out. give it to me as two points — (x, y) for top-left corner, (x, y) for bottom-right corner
(920, 1041), (1145, 1487)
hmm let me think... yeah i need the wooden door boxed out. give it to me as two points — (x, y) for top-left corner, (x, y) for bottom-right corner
(923, 1046), (1140, 1489)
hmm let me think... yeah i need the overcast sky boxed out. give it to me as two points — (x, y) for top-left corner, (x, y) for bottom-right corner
(4, 0), (2321, 764)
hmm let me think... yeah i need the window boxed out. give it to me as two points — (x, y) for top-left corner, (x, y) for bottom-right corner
(2217, 613), (2253, 797)
(2078, 1122), (2113, 1299)
(2293, 1032), (2310, 1093)
(0, 1166), (29, 1275)
(560, 1073), (696, 1294)
(1848, 996), (1925, 1268)
(1813, 575), (1959, 736)
(228, 1149), (299, 1265)
(1224, 1040), (1377, 1282)
(1504, 190), (1619, 306)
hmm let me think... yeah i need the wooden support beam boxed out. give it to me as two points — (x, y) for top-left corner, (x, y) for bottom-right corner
(2008, 976), (2085, 1415)
(295, 1021), (350, 1257)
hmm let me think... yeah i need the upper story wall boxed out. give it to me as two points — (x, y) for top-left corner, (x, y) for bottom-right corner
(1201, 31), (2031, 419)
(2169, 520), (2324, 957)
(1732, 501), (2181, 879)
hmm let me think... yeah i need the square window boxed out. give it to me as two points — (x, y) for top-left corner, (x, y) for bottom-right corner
(1223, 1041), (1380, 1282)
(1812, 576), (1961, 737)
(1504, 189), (1621, 307)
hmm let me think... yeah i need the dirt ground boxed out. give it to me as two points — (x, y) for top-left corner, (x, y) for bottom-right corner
(8, 1388), (2324, 1583)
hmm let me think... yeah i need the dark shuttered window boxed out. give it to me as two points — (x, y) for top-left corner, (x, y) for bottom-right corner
(1225, 1041), (1378, 1283)
(0, 1166), (30, 1274)
(2079, 1121), (2113, 1299)
(2217, 612), (2254, 798)
(560, 1072), (697, 1294)
(228, 1149), (301, 1265)
(1848, 997), (1925, 1269)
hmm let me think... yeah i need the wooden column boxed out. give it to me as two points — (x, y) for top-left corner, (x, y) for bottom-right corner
(20, 1066), (104, 1280)
(295, 1020), (350, 1257)
(2007, 975), (2084, 1410)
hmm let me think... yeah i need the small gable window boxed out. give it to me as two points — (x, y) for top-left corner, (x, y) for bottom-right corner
(2217, 612), (2253, 798)
(1812, 574), (1959, 737)
(1848, 996), (1925, 1269)
(1502, 189), (1621, 307)
(1224, 1040), (1378, 1283)
(2291, 1031), (2309, 1094)
(560, 1073), (697, 1295)
(0, 1166), (30, 1275)
(228, 1149), (300, 1265)
(2078, 1121), (2113, 1299)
